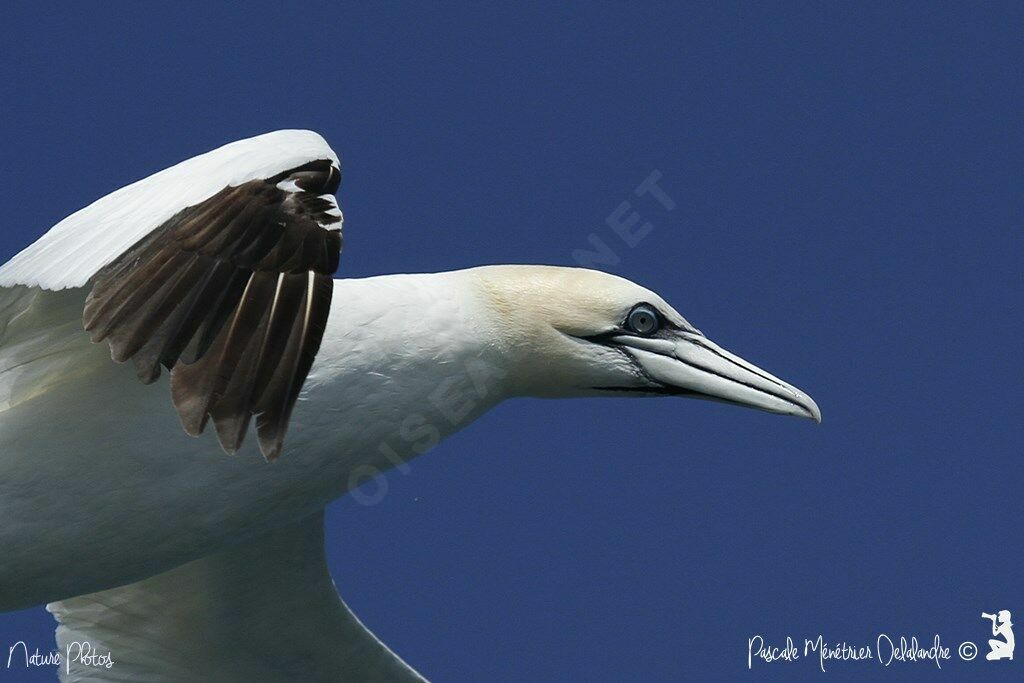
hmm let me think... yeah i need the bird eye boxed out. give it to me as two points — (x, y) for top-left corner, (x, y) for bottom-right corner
(626, 304), (660, 335)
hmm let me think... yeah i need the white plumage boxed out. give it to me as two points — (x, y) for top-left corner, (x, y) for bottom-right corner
(0, 131), (819, 681)
(0, 130), (339, 290)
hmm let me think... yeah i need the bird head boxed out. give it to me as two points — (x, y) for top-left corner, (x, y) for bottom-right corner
(470, 265), (820, 422)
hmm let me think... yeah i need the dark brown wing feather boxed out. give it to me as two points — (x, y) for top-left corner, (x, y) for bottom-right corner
(83, 159), (342, 460)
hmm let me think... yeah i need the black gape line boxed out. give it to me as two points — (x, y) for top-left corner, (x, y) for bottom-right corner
(581, 316), (810, 412)
(577, 301), (684, 347)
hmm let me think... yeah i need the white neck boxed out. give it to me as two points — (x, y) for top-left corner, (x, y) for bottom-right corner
(293, 271), (513, 480)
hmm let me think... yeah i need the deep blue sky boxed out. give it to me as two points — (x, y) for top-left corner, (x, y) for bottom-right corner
(1, 3), (1021, 681)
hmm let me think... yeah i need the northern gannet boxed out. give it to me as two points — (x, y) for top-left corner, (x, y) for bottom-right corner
(0, 130), (820, 681)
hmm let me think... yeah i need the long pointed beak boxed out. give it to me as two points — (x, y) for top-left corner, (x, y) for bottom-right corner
(614, 332), (821, 423)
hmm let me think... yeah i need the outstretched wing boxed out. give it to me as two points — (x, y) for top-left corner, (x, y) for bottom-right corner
(84, 160), (341, 459)
(0, 130), (343, 460)
(49, 512), (428, 682)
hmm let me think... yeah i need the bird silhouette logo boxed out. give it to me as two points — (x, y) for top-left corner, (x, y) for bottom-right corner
(981, 610), (1015, 661)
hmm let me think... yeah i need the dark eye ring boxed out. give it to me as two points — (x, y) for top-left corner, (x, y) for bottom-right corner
(626, 304), (660, 335)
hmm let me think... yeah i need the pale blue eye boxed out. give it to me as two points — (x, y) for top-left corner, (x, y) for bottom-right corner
(626, 305), (659, 335)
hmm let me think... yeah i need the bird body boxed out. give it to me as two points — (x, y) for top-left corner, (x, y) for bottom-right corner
(0, 270), (497, 611)
(0, 131), (819, 681)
